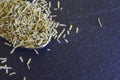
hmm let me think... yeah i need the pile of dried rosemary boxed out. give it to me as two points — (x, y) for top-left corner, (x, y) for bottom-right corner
(0, 0), (79, 54)
(0, 0), (58, 50)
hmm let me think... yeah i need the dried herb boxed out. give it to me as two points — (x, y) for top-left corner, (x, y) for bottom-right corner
(0, 0), (58, 52)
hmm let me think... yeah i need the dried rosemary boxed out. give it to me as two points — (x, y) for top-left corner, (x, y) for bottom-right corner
(0, 0), (76, 54)
(0, 0), (58, 53)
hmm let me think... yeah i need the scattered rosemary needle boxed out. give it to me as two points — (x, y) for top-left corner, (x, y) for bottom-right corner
(51, 15), (57, 18)
(0, 65), (12, 74)
(98, 17), (102, 27)
(57, 28), (66, 40)
(10, 47), (16, 54)
(64, 39), (69, 43)
(47, 48), (51, 51)
(76, 27), (79, 34)
(9, 72), (16, 76)
(34, 49), (39, 55)
(67, 31), (70, 35)
(27, 58), (32, 65)
(57, 39), (61, 43)
(57, 1), (60, 9)
(59, 24), (67, 27)
(60, 7), (63, 10)
(54, 35), (58, 39)
(69, 25), (73, 31)
(23, 76), (26, 80)
(54, 8), (58, 10)
(49, 2), (51, 8)
(4, 42), (12, 47)
(27, 58), (32, 70)
(19, 56), (24, 63)
(0, 58), (7, 63)
(63, 34), (66, 38)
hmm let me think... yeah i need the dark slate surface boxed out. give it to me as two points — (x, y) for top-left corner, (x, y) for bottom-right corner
(0, 0), (120, 80)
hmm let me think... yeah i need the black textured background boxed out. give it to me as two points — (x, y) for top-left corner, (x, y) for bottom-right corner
(1, 0), (120, 80)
